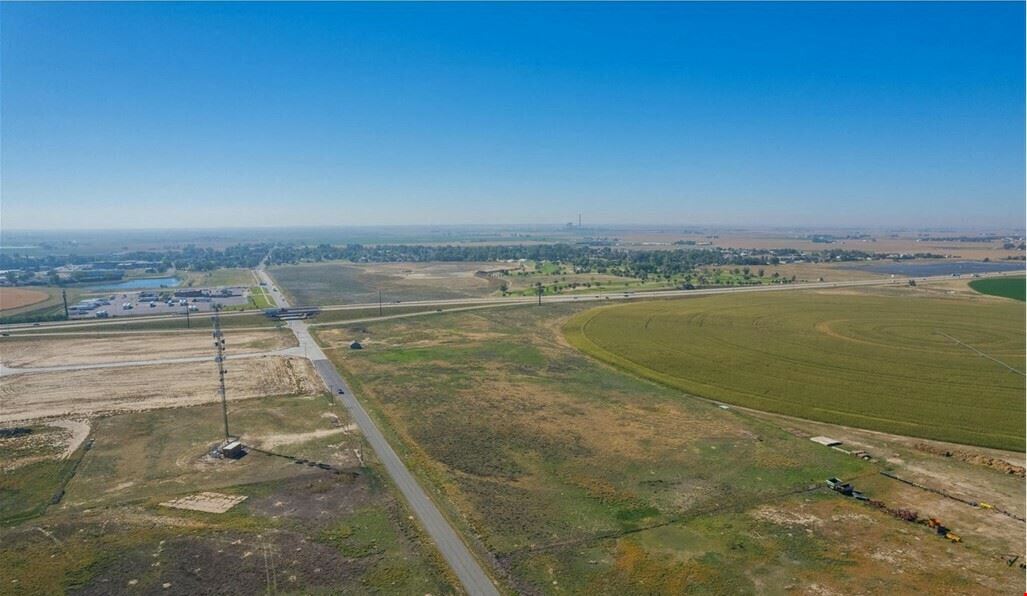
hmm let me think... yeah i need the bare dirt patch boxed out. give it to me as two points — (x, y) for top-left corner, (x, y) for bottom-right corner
(0, 329), (295, 368)
(247, 428), (352, 451)
(913, 442), (1025, 477)
(0, 356), (320, 422)
(161, 492), (248, 513)
(49, 418), (91, 459)
(0, 287), (49, 311)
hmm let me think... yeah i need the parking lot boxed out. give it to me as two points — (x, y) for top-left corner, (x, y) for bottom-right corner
(68, 287), (251, 319)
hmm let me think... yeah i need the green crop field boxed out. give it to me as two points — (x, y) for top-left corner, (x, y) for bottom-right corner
(970, 276), (1025, 302)
(565, 290), (1026, 451)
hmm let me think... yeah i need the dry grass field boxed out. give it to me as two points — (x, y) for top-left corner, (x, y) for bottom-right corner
(316, 304), (1024, 593)
(0, 287), (50, 310)
(0, 324), (456, 594)
(0, 393), (457, 594)
(271, 261), (502, 305)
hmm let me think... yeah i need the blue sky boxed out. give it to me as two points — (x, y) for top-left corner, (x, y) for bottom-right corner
(2, 2), (1023, 230)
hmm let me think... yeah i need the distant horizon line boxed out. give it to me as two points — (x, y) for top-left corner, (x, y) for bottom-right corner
(3, 223), (1025, 234)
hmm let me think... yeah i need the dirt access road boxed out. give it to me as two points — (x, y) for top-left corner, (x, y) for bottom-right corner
(0, 329), (295, 368)
(256, 265), (501, 596)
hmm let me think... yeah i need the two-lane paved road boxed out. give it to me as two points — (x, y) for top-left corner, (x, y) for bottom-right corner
(4, 270), (1020, 334)
(256, 266), (500, 595)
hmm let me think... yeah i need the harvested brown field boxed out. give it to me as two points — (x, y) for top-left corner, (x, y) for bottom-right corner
(0, 329), (296, 369)
(0, 287), (49, 311)
(0, 356), (321, 422)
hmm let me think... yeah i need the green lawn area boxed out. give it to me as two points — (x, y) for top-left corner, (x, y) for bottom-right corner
(501, 263), (783, 298)
(179, 268), (256, 288)
(247, 286), (274, 309)
(969, 276), (1025, 302)
(565, 289), (1026, 450)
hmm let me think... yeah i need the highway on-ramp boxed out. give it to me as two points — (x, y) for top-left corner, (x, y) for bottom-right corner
(255, 267), (501, 596)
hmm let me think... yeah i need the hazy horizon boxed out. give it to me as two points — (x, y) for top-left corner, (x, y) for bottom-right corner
(3, 222), (1024, 238)
(2, 2), (1024, 230)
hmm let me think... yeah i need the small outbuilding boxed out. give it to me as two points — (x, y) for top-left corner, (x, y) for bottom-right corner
(220, 439), (245, 459)
(349, 341), (363, 350)
(810, 436), (842, 447)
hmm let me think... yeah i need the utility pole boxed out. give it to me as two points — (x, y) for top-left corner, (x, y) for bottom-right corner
(212, 305), (230, 441)
(378, 289), (383, 317)
(184, 303), (190, 328)
(61, 288), (69, 319)
(536, 282), (543, 306)
(578, 213), (581, 228)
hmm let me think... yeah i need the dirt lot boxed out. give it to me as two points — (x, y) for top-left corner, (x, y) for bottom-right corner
(0, 329), (295, 369)
(0, 356), (321, 422)
(271, 260), (503, 305)
(0, 287), (50, 311)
